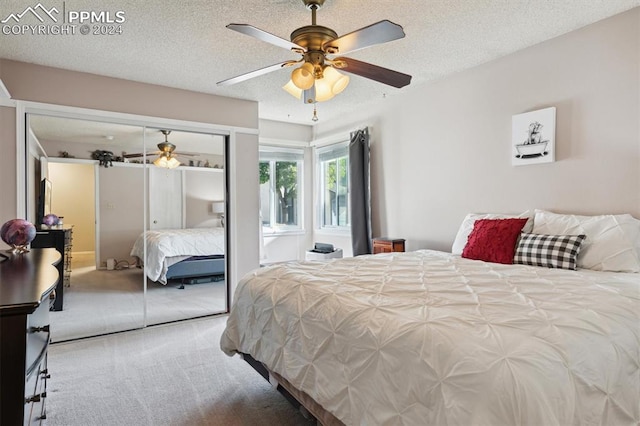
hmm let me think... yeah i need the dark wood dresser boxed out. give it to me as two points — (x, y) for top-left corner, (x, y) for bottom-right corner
(30, 227), (73, 311)
(372, 237), (406, 254)
(0, 248), (60, 425)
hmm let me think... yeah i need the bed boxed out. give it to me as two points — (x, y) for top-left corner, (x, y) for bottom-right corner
(220, 210), (640, 425)
(130, 227), (225, 284)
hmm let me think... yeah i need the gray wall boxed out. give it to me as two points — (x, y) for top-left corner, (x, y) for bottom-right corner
(0, 106), (16, 227)
(314, 8), (640, 252)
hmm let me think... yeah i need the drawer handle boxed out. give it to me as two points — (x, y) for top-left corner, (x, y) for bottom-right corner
(25, 391), (46, 403)
(30, 325), (50, 333)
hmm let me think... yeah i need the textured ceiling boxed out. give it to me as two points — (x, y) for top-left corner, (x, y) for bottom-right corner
(1, 0), (638, 126)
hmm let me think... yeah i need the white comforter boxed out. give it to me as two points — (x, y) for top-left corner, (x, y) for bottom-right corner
(130, 227), (225, 284)
(221, 250), (639, 426)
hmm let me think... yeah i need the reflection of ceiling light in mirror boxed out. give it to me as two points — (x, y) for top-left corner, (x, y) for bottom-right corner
(153, 156), (180, 169)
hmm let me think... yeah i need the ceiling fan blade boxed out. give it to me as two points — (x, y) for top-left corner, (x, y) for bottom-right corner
(323, 20), (406, 55)
(122, 151), (160, 158)
(227, 24), (304, 51)
(217, 61), (291, 86)
(336, 57), (411, 88)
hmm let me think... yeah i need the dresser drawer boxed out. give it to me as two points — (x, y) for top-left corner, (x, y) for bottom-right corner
(26, 300), (50, 376)
(25, 356), (48, 425)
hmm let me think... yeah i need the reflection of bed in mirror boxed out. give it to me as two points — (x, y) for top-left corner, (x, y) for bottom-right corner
(131, 227), (225, 285)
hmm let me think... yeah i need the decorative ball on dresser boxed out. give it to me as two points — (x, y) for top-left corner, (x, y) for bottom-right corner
(42, 214), (60, 228)
(0, 219), (37, 253)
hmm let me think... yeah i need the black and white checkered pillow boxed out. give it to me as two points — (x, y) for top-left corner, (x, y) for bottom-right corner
(514, 233), (586, 270)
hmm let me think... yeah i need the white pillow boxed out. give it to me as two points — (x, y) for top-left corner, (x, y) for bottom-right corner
(532, 209), (640, 272)
(451, 211), (534, 255)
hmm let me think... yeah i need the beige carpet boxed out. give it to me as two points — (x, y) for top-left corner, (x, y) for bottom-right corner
(50, 253), (227, 342)
(46, 316), (316, 426)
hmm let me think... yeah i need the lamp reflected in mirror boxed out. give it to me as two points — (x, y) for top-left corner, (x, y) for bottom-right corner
(211, 201), (225, 227)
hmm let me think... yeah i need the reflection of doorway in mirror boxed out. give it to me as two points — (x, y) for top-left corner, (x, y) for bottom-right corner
(149, 167), (183, 229)
(48, 161), (97, 268)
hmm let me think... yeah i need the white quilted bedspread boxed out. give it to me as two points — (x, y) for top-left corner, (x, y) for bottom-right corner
(221, 250), (640, 426)
(130, 227), (225, 284)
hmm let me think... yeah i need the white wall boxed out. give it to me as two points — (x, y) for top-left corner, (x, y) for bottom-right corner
(313, 8), (640, 253)
(99, 164), (144, 263)
(184, 169), (225, 228)
(229, 132), (260, 293)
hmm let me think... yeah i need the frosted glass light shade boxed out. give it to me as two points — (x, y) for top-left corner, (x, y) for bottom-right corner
(314, 77), (335, 102)
(283, 80), (303, 99)
(167, 157), (180, 169)
(323, 66), (350, 95)
(291, 62), (315, 90)
(154, 156), (180, 169)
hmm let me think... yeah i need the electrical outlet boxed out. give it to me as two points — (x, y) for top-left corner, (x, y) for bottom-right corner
(107, 203), (115, 209)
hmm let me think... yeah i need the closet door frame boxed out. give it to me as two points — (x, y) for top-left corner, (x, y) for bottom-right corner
(16, 101), (243, 329)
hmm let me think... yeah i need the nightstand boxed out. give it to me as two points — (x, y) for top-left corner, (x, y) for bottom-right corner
(372, 238), (405, 254)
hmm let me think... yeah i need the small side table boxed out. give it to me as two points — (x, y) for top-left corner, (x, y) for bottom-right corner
(372, 238), (405, 254)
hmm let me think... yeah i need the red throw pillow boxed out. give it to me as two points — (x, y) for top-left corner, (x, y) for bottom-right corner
(462, 218), (528, 264)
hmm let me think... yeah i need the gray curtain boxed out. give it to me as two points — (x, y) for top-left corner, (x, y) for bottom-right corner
(349, 127), (372, 255)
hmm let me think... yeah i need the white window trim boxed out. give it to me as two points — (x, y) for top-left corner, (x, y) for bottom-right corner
(259, 146), (304, 235)
(315, 141), (351, 232)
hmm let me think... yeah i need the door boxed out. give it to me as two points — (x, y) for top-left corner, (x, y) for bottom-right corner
(148, 167), (183, 229)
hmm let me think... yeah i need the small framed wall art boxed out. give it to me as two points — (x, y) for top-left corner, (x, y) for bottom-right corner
(512, 107), (556, 166)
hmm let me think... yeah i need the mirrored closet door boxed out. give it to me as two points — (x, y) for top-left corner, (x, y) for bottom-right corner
(25, 114), (228, 342)
(141, 127), (227, 326)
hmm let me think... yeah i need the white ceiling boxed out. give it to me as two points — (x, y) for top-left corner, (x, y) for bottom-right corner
(1, 0), (638, 125)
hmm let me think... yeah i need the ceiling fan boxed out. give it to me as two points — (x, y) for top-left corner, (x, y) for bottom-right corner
(217, 0), (412, 104)
(123, 130), (196, 169)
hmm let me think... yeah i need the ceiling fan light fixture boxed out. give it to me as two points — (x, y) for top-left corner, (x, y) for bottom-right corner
(154, 156), (168, 168)
(166, 157), (181, 169)
(154, 155), (180, 169)
(323, 66), (350, 95)
(283, 79), (303, 99)
(314, 76), (335, 102)
(291, 62), (315, 90)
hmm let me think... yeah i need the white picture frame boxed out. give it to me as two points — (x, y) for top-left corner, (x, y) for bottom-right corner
(512, 107), (556, 166)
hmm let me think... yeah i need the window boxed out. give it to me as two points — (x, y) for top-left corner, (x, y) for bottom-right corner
(317, 143), (349, 229)
(259, 147), (304, 232)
